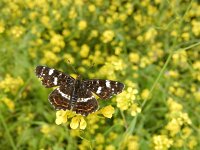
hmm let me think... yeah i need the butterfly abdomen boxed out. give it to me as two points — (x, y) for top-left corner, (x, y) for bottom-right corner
(70, 78), (81, 108)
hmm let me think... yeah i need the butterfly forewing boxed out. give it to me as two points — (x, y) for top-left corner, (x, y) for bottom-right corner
(83, 79), (125, 99)
(35, 66), (75, 88)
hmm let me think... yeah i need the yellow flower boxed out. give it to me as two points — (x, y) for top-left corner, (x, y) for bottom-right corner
(114, 47), (122, 55)
(70, 115), (87, 130)
(165, 70), (179, 78)
(181, 32), (190, 41)
(40, 124), (51, 134)
(120, 135), (139, 150)
(165, 119), (181, 136)
(88, 4), (96, 12)
(116, 86), (138, 111)
(62, 29), (71, 37)
(78, 20), (87, 30)
(130, 104), (141, 116)
(95, 133), (105, 144)
(78, 139), (91, 150)
(41, 50), (60, 66)
(100, 105), (115, 118)
(166, 98), (192, 136)
(101, 30), (115, 43)
(69, 7), (77, 19)
(40, 124), (55, 135)
(144, 28), (157, 42)
(55, 110), (88, 130)
(188, 136), (198, 149)
(11, 26), (24, 38)
(89, 30), (98, 39)
(50, 33), (65, 50)
(0, 20), (5, 33)
(80, 44), (90, 58)
(63, 54), (75, 64)
(1, 97), (15, 111)
(112, 58), (126, 71)
(129, 53), (140, 64)
(55, 110), (72, 125)
(175, 87), (185, 97)
(172, 51), (187, 65)
(105, 145), (115, 150)
(70, 116), (80, 129)
(174, 139), (183, 148)
(193, 60), (200, 69)
(194, 91), (200, 102)
(180, 112), (192, 125)
(153, 135), (173, 150)
(192, 20), (200, 36)
(139, 56), (151, 68)
(167, 98), (183, 112)
(40, 16), (50, 28)
(79, 117), (87, 129)
(171, 30), (178, 37)
(75, 0), (83, 6)
(141, 89), (150, 100)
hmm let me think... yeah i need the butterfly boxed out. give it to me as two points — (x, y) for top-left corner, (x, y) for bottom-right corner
(35, 66), (125, 116)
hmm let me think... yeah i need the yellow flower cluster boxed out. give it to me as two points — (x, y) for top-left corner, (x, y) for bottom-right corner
(116, 86), (141, 116)
(80, 44), (90, 58)
(0, 20), (5, 33)
(50, 33), (65, 52)
(11, 26), (24, 38)
(153, 135), (173, 150)
(55, 105), (115, 130)
(41, 51), (60, 66)
(165, 98), (192, 136)
(1, 97), (15, 111)
(101, 30), (115, 43)
(120, 135), (139, 150)
(0, 74), (24, 94)
(40, 124), (57, 137)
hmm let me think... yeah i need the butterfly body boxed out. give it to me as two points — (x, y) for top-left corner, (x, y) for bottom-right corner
(35, 66), (124, 116)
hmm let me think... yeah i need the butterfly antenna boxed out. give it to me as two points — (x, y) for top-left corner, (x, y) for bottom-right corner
(66, 59), (78, 74)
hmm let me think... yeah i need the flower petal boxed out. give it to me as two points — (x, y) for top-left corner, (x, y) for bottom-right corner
(70, 116), (80, 129)
(79, 117), (87, 130)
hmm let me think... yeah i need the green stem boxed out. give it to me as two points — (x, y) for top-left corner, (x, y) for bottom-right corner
(0, 109), (17, 150)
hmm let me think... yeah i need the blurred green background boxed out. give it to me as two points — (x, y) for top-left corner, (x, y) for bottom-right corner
(0, 0), (200, 150)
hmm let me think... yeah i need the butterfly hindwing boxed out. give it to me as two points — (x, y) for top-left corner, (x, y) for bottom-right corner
(48, 85), (73, 110)
(72, 84), (98, 116)
(35, 66), (75, 88)
(83, 79), (125, 99)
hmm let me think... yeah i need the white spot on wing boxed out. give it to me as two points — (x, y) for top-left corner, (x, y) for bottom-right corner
(49, 69), (54, 75)
(53, 77), (58, 85)
(106, 80), (111, 88)
(57, 88), (70, 99)
(39, 67), (45, 77)
(77, 96), (94, 102)
(96, 87), (102, 94)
